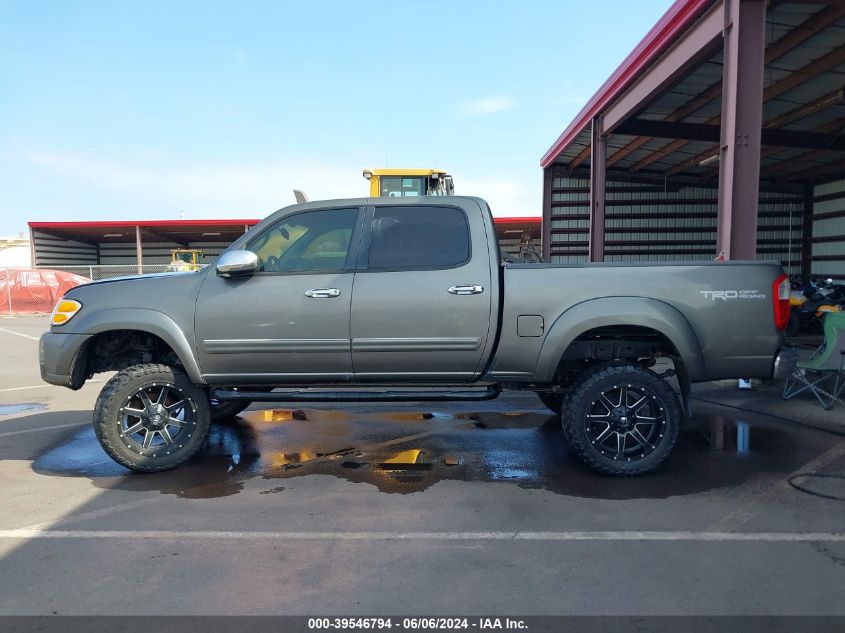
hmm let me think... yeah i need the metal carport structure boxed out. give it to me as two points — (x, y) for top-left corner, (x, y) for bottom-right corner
(540, 0), (845, 279)
(27, 216), (543, 276)
(28, 220), (260, 277)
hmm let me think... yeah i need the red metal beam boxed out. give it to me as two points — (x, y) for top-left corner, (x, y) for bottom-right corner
(716, 0), (767, 260)
(603, 0), (724, 134)
(589, 118), (607, 262)
(540, 0), (716, 168)
(801, 185), (814, 279)
(541, 167), (553, 261)
(606, 81), (724, 168)
(493, 217), (542, 224)
(28, 219), (262, 229)
(600, 2), (844, 173)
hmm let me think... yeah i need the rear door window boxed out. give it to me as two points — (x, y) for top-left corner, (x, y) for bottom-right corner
(367, 206), (470, 270)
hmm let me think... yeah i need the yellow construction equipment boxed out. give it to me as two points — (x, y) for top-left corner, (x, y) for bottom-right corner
(362, 168), (454, 197)
(166, 249), (205, 272)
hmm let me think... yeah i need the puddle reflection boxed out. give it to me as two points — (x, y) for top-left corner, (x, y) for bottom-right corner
(32, 406), (814, 500)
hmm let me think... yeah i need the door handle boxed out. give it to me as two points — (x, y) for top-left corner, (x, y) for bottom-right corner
(448, 284), (484, 295)
(304, 288), (341, 298)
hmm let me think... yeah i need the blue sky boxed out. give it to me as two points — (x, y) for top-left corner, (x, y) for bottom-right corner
(0, 0), (673, 236)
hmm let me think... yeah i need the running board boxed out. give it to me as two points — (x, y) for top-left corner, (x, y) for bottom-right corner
(211, 386), (501, 403)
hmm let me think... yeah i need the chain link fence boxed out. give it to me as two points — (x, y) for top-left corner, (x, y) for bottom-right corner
(1, 265), (205, 316)
(45, 264), (177, 280)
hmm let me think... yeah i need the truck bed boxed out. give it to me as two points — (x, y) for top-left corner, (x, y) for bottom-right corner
(491, 260), (785, 383)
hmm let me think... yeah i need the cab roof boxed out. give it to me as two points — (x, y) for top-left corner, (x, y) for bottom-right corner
(366, 169), (450, 177)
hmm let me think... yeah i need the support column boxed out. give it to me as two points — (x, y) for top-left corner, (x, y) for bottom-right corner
(589, 117), (607, 262)
(801, 184), (814, 280)
(541, 166), (553, 262)
(29, 229), (37, 267)
(135, 225), (143, 274)
(716, 0), (766, 260)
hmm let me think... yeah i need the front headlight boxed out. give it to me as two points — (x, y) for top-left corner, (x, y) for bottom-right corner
(51, 299), (82, 326)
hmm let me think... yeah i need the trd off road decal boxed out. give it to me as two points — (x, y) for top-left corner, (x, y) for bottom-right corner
(699, 290), (766, 301)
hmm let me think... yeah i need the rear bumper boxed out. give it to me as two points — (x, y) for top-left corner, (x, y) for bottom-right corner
(39, 331), (92, 388)
(773, 347), (799, 381)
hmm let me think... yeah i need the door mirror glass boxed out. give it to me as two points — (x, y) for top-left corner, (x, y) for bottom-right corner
(216, 250), (259, 277)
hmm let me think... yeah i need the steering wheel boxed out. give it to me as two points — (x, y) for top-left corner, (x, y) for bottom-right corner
(264, 255), (280, 272)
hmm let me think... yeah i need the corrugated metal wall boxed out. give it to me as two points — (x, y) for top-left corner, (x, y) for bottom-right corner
(98, 240), (231, 265)
(32, 229), (97, 267)
(547, 169), (803, 271)
(812, 178), (845, 280)
(31, 228), (238, 272)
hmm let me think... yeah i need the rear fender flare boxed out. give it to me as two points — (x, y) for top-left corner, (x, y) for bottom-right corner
(534, 297), (705, 383)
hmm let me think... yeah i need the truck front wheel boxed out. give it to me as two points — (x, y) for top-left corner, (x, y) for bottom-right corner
(93, 363), (211, 473)
(562, 364), (680, 476)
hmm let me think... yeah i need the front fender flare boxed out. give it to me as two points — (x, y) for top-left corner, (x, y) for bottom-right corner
(534, 297), (705, 383)
(68, 308), (205, 385)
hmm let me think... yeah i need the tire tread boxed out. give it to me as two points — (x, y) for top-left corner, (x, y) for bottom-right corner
(93, 363), (210, 473)
(561, 363), (680, 476)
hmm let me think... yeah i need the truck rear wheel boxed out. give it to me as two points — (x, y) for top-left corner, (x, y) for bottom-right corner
(93, 363), (211, 473)
(562, 363), (680, 476)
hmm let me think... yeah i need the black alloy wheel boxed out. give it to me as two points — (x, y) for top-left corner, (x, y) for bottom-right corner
(562, 363), (681, 475)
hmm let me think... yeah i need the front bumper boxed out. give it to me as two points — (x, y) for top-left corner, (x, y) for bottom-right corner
(39, 331), (93, 388)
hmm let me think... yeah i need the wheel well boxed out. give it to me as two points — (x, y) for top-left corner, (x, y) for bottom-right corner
(80, 330), (181, 378)
(555, 325), (680, 384)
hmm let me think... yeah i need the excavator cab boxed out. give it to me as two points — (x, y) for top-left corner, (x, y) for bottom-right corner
(363, 169), (454, 197)
(167, 249), (205, 272)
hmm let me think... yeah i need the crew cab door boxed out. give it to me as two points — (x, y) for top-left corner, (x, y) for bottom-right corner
(194, 207), (363, 384)
(350, 202), (493, 381)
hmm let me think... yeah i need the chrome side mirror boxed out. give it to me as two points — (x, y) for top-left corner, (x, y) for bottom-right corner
(216, 250), (259, 278)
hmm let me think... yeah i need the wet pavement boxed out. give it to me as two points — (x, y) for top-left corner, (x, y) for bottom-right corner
(31, 400), (839, 500)
(1, 393), (844, 616)
(2, 317), (845, 615)
(0, 403), (45, 416)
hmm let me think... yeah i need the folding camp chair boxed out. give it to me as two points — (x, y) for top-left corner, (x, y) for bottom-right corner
(783, 312), (845, 410)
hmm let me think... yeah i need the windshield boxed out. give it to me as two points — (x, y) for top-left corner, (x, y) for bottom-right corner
(378, 176), (425, 197)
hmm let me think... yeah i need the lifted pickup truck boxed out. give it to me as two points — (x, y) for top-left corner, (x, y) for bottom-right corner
(40, 197), (790, 475)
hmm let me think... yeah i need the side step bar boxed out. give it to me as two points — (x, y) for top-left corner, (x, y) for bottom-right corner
(211, 385), (501, 403)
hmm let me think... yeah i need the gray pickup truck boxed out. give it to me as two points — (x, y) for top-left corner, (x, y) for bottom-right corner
(40, 196), (790, 475)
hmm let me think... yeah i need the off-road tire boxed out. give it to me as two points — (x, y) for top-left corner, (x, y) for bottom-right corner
(210, 399), (251, 421)
(93, 363), (211, 473)
(562, 363), (681, 476)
